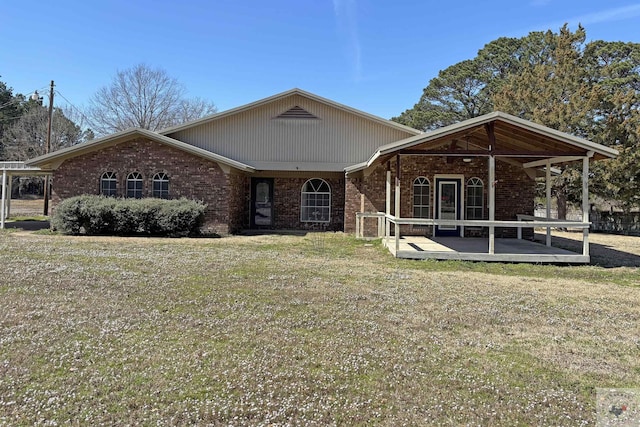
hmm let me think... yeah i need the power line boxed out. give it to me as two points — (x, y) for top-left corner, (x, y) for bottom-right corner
(0, 84), (51, 111)
(54, 90), (93, 128)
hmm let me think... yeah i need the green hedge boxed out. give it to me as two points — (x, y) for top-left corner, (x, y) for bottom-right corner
(51, 195), (207, 237)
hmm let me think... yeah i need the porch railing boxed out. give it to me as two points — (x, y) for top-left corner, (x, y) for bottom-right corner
(355, 212), (590, 257)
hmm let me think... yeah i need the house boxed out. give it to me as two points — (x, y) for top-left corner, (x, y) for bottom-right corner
(19, 88), (617, 262)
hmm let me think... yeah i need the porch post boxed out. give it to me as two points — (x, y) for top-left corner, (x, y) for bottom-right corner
(386, 162), (391, 241)
(545, 160), (552, 247)
(395, 156), (401, 254)
(6, 174), (11, 218)
(582, 155), (590, 257)
(488, 155), (495, 254)
(1, 169), (6, 229)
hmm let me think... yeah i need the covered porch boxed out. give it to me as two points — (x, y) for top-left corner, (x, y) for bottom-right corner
(349, 112), (618, 263)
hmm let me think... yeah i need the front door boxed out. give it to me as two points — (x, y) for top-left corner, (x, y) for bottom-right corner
(251, 178), (274, 228)
(435, 178), (462, 236)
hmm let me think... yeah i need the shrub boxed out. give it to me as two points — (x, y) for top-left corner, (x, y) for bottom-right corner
(52, 195), (207, 237)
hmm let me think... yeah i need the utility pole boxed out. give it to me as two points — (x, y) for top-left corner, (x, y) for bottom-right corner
(43, 80), (54, 216)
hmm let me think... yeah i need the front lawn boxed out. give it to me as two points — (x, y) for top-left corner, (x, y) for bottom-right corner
(1, 232), (638, 425)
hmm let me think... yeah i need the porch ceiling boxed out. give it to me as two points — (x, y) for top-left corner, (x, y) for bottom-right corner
(397, 121), (598, 164)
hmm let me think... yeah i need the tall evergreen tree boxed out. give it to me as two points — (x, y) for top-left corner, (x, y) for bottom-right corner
(394, 25), (640, 212)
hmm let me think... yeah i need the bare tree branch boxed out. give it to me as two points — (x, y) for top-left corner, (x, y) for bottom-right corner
(87, 64), (217, 135)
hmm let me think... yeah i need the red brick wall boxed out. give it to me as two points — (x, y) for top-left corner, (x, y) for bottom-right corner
(228, 171), (249, 234)
(271, 176), (345, 231)
(51, 138), (233, 234)
(345, 156), (535, 238)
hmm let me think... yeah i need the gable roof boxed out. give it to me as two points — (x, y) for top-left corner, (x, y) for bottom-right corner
(346, 111), (618, 173)
(25, 128), (255, 172)
(159, 88), (422, 137)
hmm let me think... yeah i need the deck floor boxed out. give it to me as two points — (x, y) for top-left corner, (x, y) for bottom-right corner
(385, 236), (589, 263)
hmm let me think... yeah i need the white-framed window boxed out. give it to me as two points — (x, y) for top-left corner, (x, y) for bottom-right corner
(152, 172), (169, 199)
(413, 176), (431, 219)
(100, 172), (117, 197)
(301, 178), (331, 223)
(466, 177), (484, 220)
(126, 172), (143, 199)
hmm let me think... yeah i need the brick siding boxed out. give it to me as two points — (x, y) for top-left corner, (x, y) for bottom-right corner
(51, 138), (233, 234)
(268, 176), (345, 231)
(345, 156), (535, 238)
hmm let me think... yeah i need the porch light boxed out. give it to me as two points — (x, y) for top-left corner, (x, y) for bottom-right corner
(463, 158), (472, 163)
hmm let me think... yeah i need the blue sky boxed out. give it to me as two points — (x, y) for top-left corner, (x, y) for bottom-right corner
(2, 1), (639, 123)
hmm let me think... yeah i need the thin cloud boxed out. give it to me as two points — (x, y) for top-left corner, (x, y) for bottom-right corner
(569, 3), (640, 25)
(543, 3), (640, 30)
(332, 0), (362, 82)
(507, 3), (640, 38)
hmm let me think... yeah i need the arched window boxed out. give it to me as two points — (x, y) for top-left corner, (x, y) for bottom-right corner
(413, 177), (430, 219)
(100, 172), (117, 197)
(301, 178), (331, 223)
(126, 172), (143, 199)
(152, 173), (169, 199)
(466, 177), (484, 220)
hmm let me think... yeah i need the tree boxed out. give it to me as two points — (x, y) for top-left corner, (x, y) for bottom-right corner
(492, 25), (599, 218)
(394, 25), (640, 212)
(393, 59), (493, 130)
(1, 95), (90, 197)
(1, 102), (87, 160)
(393, 32), (556, 131)
(584, 40), (640, 212)
(87, 64), (217, 135)
(0, 79), (27, 157)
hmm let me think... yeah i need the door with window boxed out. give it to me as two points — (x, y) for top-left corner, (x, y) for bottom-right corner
(251, 178), (274, 228)
(435, 178), (462, 236)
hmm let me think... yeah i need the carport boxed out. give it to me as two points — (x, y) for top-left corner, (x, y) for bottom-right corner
(0, 161), (48, 229)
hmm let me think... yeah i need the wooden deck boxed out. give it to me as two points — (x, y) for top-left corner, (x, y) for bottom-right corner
(384, 236), (589, 263)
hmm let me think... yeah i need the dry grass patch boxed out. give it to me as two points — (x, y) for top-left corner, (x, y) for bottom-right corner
(1, 232), (639, 425)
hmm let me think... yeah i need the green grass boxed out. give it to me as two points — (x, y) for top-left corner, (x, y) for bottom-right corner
(5, 215), (48, 221)
(0, 232), (639, 425)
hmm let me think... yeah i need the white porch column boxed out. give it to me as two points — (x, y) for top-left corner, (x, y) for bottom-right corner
(488, 155), (495, 254)
(545, 160), (552, 247)
(386, 164), (391, 241)
(395, 157), (401, 254)
(582, 155), (590, 257)
(1, 169), (6, 229)
(6, 174), (11, 218)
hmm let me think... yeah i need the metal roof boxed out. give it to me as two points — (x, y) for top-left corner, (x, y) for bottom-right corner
(346, 111), (618, 173)
(25, 128), (255, 172)
(159, 88), (423, 137)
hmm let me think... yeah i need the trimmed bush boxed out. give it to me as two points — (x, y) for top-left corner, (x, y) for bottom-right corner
(52, 195), (207, 237)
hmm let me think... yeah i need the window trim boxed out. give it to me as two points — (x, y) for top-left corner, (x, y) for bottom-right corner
(100, 171), (117, 197)
(126, 172), (143, 199)
(152, 172), (169, 199)
(300, 178), (331, 223)
(465, 177), (484, 220)
(412, 176), (431, 219)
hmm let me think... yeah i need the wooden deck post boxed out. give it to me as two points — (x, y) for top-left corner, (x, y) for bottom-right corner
(395, 156), (401, 254)
(1, 169), (6, 229)
(386, 161), (391, 241)
(488, 155), (495, 254)
(582, 155), (590, 257)
(545, 161), (552, 247)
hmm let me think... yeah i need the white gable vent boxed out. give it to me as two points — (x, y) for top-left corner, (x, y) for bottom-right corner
(275, 106), (319, 119)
